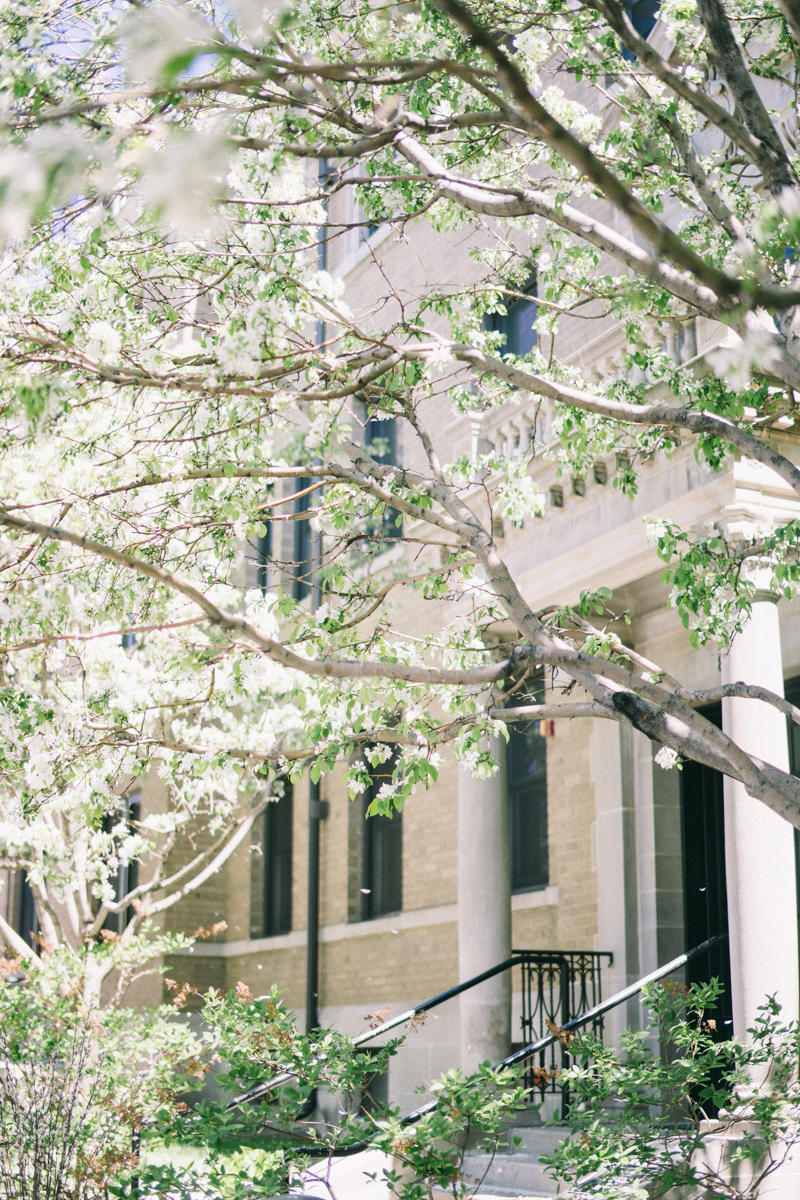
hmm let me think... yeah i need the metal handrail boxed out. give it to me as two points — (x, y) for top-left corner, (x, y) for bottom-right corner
(262, 934), (727, 1164)
(131, 940), (728, 1196)
(227, 952), (549, 1109)
(228, 935), (725, 1115)
(401, 933), (726, 1126)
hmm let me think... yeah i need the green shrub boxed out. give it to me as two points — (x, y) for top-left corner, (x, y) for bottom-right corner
(542, 979), (800, 1200)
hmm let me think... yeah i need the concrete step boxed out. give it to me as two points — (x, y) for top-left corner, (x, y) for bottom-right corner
(499, 1125), (570, 1154)
(461, 1125), (571, 1198)
(462, 1151), (555, 1197)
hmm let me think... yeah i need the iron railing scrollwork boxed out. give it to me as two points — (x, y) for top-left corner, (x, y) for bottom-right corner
(513, 949), (612, 1114)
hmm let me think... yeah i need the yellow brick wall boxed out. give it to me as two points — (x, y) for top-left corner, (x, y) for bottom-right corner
(227, 944), (307, 1009)
(319, 921), (458, 1009)
(549, 717), (599, 950)
(163, 713), (599, 1014)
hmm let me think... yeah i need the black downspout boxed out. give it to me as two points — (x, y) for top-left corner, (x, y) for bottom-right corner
(315, 158), (330, 346)
(303, 164), (330, 1107)
(305, 774), (324, 1035)
(305, 536), (327, 1039)
(300, 524), (327, 1122)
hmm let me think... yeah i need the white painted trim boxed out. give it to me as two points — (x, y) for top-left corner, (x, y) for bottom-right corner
(173, 901), (457, 957)
(333, 223), (393, 281)
(511, 884), (558, 911)
(172, 891), (559, 958)
(320, 902), (458, 942)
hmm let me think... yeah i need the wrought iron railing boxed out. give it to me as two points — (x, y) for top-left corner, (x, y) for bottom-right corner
(514, 949), (612, 1113)
(227, 936), (726, 1126)
(129, 935), (726, 1193)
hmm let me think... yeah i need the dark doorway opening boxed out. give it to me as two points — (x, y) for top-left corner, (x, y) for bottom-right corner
(782, 675), (800, 960)
(679, 702), (734, 1037)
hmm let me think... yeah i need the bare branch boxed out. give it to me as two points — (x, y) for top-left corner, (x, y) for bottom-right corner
(678, 681), (800, 727)
(586, 0), (795, 194)
(429, 0), (800, 309)
(693, 0), (795, 193)
(143, 797), (272, 919)
(395, 132), (727, 319)
(445, 345), (800, 497)
(0, 617), (203, 655)
(0, 510), (514, 686)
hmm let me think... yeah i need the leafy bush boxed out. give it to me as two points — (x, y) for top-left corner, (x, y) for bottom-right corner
(542, 979), (800, 1200)
(0, 946), (204, 1200)
(137, 980), (531, 1200)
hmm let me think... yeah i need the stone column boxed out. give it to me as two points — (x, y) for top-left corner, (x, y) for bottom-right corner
(721, 593), (799, 1037)
(458, 738), (512, 1071)
(719, 591), (799, 1200)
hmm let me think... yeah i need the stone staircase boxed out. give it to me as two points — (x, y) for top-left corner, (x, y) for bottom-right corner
(457, 1121), (570, 1198)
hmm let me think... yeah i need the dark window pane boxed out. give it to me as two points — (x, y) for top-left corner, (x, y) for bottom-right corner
(293, 478), (313, 601)
(246, 508), (272, 593)
(507, 721), (548, 892)
(627, 0), (659, 39)
(365, 416), (402, 540)
(257, 520), (272, 594)
(485, 279), (537, 360)
(361, 761), (402, 919)
(621, 0), (659, 58)
(264, 780), (293, 936)
(102, 791), (141, 936)
(506, 296), (538, 358)
(17, 871), (38, 949)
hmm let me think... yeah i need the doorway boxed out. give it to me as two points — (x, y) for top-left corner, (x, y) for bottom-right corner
(679, 703), (734, 1036)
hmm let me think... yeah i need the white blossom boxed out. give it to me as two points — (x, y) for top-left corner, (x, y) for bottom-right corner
(655, 747), (680, 771)
(85, 320), (122, 365)
(707, 328), (782, 393)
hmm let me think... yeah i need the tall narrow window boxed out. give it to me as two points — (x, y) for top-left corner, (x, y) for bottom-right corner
(292, 478), (313, 601)
(507, 683), (548, 892)
(16, 871), (38, 949)
(245, 501), (272, 593)
(361, 762), (402, 920)
(485, 276), (538, 359)
(102, 791), (141, 936)
(256, 518), (272, 594)
(364, 414), (401, 540)
(255, 780), (293, 937)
